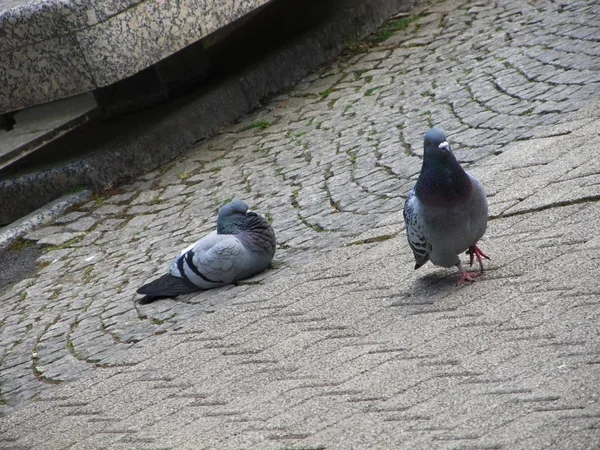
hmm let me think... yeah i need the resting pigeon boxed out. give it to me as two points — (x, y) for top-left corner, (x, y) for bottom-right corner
(138, 199), (276, 302)
(403, 128), (489, 285)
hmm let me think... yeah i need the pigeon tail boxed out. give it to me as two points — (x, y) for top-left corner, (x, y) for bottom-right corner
(137, 273), (200, 299)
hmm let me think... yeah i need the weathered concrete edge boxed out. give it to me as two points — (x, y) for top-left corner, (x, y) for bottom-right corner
(0, 94), (98, 171)
(0, 0), (415, 232)
(0, 190), (92, 250)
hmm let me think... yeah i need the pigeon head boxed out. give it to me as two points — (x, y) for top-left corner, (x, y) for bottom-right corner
(217, 200), (261, 234)
(218, 199), (249, 219)
(415, 128), (471, 205)
(423, 128), (453, 163)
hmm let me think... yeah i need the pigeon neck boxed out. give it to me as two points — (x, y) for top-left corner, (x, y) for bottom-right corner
(217, 220), (240, 235)
(415, 157), (472, 207)
(220, 215), (275, 256)
(217, 215), (264, 235)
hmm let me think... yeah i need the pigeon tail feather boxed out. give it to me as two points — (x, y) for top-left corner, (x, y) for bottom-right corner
(137, 273), (200, 298)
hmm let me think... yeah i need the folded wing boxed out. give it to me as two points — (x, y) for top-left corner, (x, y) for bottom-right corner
(403, 190), (431, 269)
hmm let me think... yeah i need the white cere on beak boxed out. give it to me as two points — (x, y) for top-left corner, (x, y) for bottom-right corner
(438, 141), (450, 149)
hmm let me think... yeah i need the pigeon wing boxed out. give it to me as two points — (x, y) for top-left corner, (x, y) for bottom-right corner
(171, 234), (247, 287)
(403, 190), (431, 269)
(195, 236), (246, 282)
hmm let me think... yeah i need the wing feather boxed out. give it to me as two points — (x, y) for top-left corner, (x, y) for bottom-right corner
(403, 190), (431, 269)
(169, 234), (246, 287)
(195, 237), (244, 281)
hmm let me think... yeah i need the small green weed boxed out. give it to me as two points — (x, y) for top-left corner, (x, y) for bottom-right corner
(93, 195), (104, 207)
(148, 196), (163, 205)
(375, 15), (422, 43)
(249, 120), (271, 130)
(9, 238), (33, 252)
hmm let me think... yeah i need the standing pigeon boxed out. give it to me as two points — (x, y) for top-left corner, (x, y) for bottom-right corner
(138, 199), (276, 302)
(403, 128), (489, 285)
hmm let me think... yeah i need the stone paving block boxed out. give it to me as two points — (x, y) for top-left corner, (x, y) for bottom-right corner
(2, 0), (600, 447)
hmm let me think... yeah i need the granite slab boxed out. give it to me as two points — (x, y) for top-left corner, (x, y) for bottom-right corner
(0, 0), (272, 114)
(0, 34), (96, 114)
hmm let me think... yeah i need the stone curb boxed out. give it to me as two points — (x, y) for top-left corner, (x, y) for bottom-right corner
(0, 190), (91, 250)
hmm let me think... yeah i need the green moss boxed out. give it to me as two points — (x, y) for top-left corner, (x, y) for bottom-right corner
(375, 15), (422, 43)
(151, 318), (167, 325)
(344, 30), (365, 53)
(148, 196), (164, 205)
(67, 185), (86, 194)
(424, 110), (433, 128)
(519, 108), (534, 116)
(421, 90), (435, 100)
(249, 120), (271, 130)
(9, 238), (33, 251)
(291, 189), (301, 209)
(82, 266), (93, 283)
(298, 214), (326, 233)
(319, 88), (334, 100)
(364, 88), (376, 97)
(377, 162), (396, 175)
(45, 235), (84, 252)
(93, 195), (104, 207)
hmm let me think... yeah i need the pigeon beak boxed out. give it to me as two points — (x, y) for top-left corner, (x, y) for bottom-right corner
(438, 141), (450, 151)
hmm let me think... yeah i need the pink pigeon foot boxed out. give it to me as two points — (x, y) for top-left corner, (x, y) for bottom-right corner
(456, 264), (481, 286)
(467, 244), (490, 272)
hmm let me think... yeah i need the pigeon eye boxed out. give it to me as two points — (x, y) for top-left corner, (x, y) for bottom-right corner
(426, 140), (433, 146)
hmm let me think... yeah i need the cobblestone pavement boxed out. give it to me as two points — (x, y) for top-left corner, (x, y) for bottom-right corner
(2, 0), (600, 447)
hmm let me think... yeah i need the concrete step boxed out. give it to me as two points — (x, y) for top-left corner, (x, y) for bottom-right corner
(0, 94), (98, 171)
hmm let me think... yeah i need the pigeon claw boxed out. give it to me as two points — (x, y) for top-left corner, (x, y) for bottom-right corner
(456, 261), (482, 286)
(457, 269), (480, 286)
(466, 244), (490, 272)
